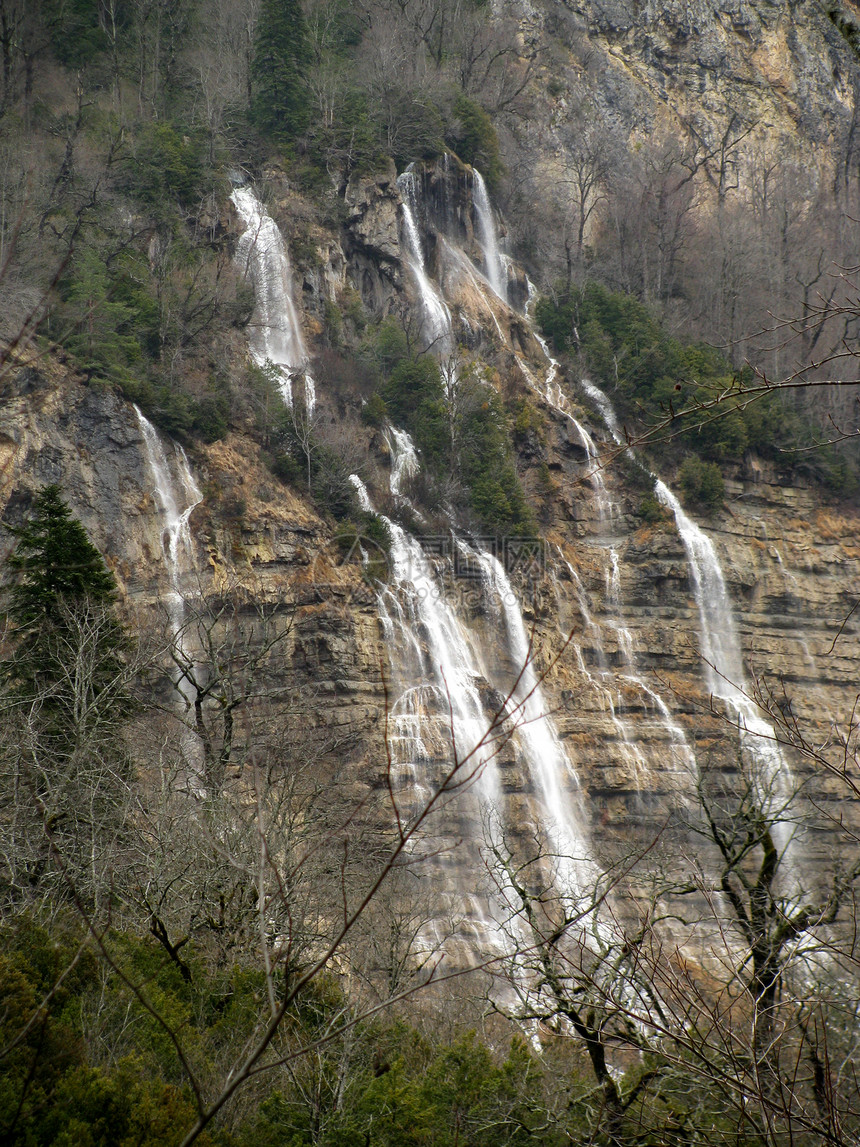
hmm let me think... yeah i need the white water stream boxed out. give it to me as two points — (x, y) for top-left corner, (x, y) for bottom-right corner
(231, 184), (317, 412)
(135, 406), (203, 764)
(472, 169), (507, 304)
(521, 263), (797, 832)
(396, 169), (453, 352)
(350, 468), (520, 957)
(135, 406), (201, 608)
(534, 307), (798, 859)
(472, 546), (599, 900)
(520, 315), (696, 790)
(655, 481), (797, 843)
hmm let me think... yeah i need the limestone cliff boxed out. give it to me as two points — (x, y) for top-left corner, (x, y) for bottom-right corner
(2, 3), (860, 932)
(2, 159), (858, 904)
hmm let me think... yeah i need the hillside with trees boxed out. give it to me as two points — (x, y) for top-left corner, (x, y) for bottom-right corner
(2, 1), (860, 1144)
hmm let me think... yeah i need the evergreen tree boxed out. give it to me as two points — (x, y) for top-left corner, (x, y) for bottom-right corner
(0, 487), (133, 908)
(250, 0), (312, 142)
(2, 484), (127, 711)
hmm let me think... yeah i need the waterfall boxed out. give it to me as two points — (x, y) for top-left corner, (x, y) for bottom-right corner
(471, 169), (507, 303)
(231, 184), (317, 412)
(655, 481), (797, 838)
(522, 319), (696, 789)
(580, 377), (624, 443)
(135, 407), (203, 761)
(385, 175), (604, 923)
(349, 470), (517, 958)
(546, 325), (798, 858)
(472, 547), (599, 900)
(135, 406), (201, 602)
(384, 425), (420, 501)
(396, 169), (453, 352)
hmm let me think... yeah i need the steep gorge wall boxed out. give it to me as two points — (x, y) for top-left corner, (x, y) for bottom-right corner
(1, 143), (859, 924)
(509, 0), (859, 176)
(0, 360), (387, 782)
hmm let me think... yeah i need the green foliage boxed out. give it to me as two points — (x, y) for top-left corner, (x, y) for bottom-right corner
(124, 123), (211, 211)
(54, 248), (151, 383)
(360, 321), (536, 534)
(1, 485), (130, 732)
(362, 323), (534, 535)
(536, 282), (860, 493)
(251, 0), (312, 143)
(511, 397), (545, 443)
(638, 492), (671, 524)
(381, 356), (448, 467)
(306, 88), (388, 177)
(361, 392), (388, 427)
(3, 485), (117, 632)
(323, 298), (343, 346)
(366, 317), (409, 375)
(0, 915), (552, 1147)
(460, 387), (536, 536)
(247, 1028), (544, 1147)
(44, 0), (110, 71)
(335, 512), (391, 581)
(192, 393), (231, 443)
(448, 95), (504, 192)
(0, 920), (223, 1146)
(679, 455), (725, 512)
(44, 231), (234, 446)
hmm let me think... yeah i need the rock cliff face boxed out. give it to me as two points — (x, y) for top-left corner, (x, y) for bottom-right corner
(517, 0), (858, 160)
(0, 362), (387, 783)
(3, 6), (860, 939)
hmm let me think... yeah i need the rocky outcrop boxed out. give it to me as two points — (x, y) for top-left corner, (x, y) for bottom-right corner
(343, 162), (404, 312)
(4, 56), (860, 927)
(0, 361), (387, 781)
(532, 0), (857, 150)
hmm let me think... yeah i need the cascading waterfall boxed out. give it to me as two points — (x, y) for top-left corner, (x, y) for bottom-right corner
(523, 321), (696, 789)
(522, 267), (793, 816)
(135, 406), (201, 610)
(135, 406), (203, 761)
(655, 482), (797, 847)
(392, 175), (599, 901)
(396, 168), (454, 352)
(544, 315), (798, 863)
(349, 468), (518, 957)
(231, 184), (317, 412)
(471, 547), (599, 900)
(384, 425), (420, 501)
(471, 169), (507, 303)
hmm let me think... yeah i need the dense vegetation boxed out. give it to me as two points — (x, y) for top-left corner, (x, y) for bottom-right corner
(361, 319), (535, 535)
(536, 283), (859, 502)
(0, 917), (553, 1147)
(4, 2), (860, 1144)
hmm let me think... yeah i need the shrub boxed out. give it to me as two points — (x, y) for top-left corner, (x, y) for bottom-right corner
(124, 123), (209, 210)
(192, 394), (230, 443)
(361, 393), (388, 427)
(679, 455), (725, 512)
(639, 493), (670, 523)
(447, 94), (503, 192)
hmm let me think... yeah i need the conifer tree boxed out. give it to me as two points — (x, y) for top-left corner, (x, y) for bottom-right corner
(250, 0), (312, 142)
(2, 484), (127, 715)
(0, 486), (133, 907)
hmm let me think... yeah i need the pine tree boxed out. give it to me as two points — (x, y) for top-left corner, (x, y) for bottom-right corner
(1, 487), (134, 908)
(250, 0), (312, 142)
(2, 484), (127, 712)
